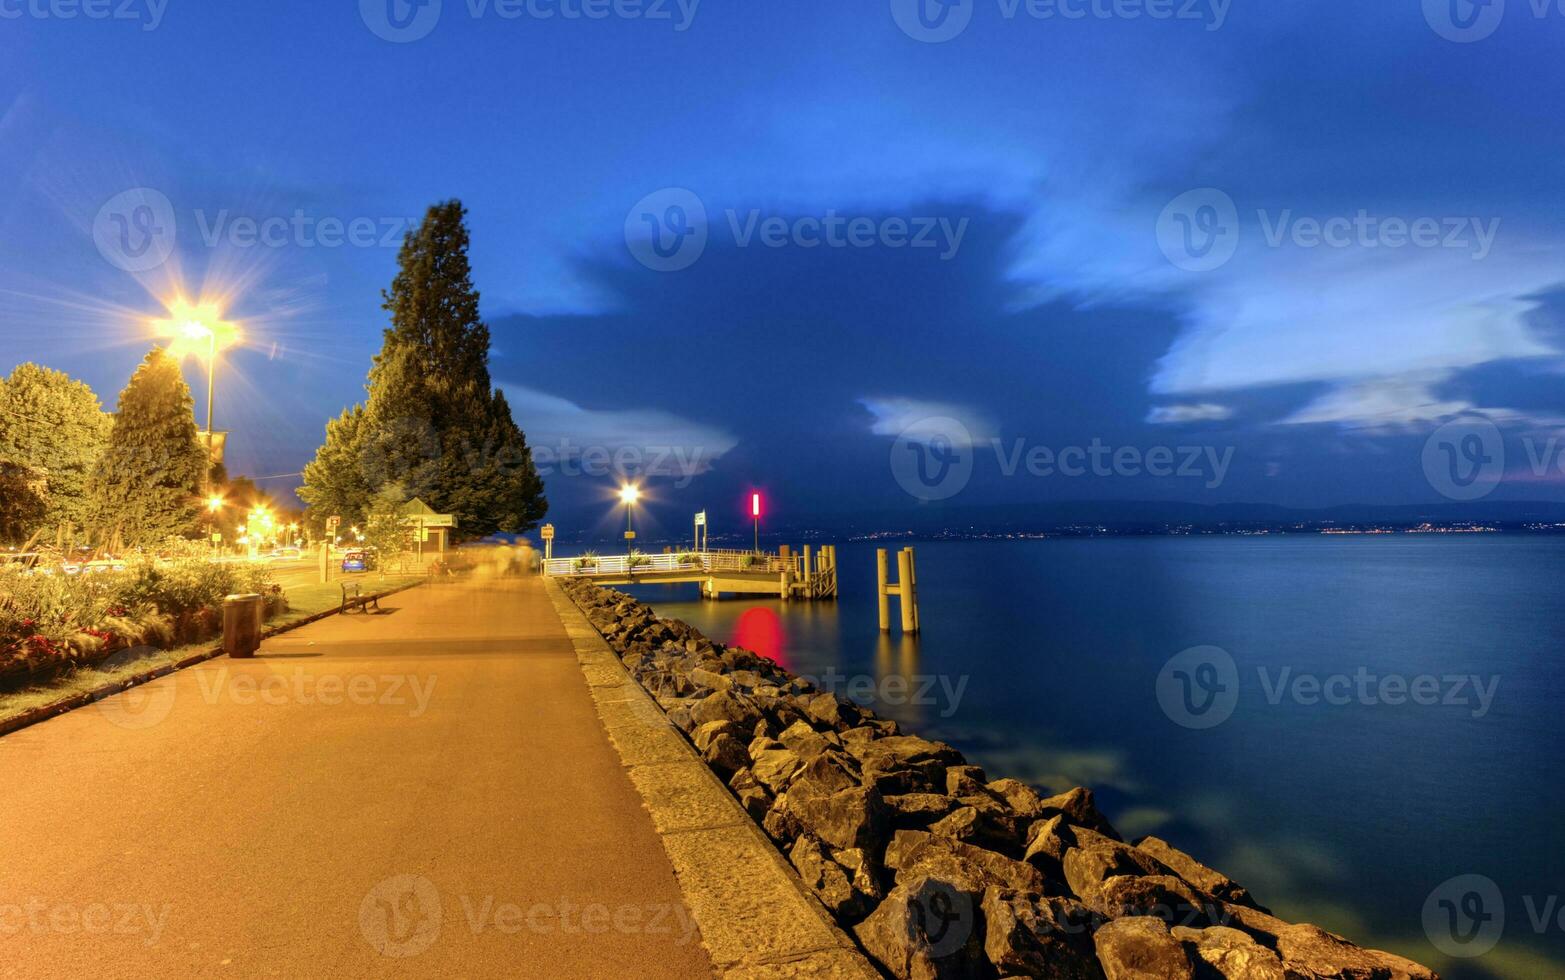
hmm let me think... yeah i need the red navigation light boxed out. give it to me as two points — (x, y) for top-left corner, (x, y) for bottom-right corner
(752, 492), (761, 518)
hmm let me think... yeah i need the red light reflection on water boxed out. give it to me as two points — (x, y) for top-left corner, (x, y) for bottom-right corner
(732, 606), (787, 669)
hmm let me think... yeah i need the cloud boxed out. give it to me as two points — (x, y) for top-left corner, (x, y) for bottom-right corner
(1278, 371), (1565, 433)
(858, 396), (996, 448)
(1147, 403), (1233, 424)
(500, 383), (738, 477)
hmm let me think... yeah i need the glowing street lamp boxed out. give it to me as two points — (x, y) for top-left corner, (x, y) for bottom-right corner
(151, 297), (241, 490)
(620, 484), (640, 545)
(205, 494), (225, 553)
(751, 492), (762, 554)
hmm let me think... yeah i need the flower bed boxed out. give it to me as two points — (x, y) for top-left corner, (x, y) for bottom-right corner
(0, 546), (272, 684)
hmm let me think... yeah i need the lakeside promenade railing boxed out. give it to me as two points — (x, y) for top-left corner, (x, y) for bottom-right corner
(541, 547), (839, 599)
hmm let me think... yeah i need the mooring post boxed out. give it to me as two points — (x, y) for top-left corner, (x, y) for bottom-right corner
(897, 548), (918, 633)
(877, 548), (891, 631)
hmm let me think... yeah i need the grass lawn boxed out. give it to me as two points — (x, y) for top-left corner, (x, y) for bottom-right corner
(0, 573), (426, 727)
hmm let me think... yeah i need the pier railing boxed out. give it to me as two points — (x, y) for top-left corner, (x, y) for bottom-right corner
(541, 550), (795, 579)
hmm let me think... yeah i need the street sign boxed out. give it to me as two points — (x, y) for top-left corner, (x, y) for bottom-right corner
(541, 524), (555, 540)
(694, 511), (706, 526)
(326, 515), (341, 530)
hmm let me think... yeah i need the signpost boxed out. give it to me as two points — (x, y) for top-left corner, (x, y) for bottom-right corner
(693, 511), (706, 553)
(540, 523), (555, 560)
(751, 493), (761, 554)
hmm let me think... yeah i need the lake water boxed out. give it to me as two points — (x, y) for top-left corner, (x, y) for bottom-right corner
(625, 536), (1565, 978)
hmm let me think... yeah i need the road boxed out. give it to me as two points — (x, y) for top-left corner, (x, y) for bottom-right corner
(0, 574), (713, 978)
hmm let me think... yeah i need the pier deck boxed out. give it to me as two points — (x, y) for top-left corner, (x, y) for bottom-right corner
(541, 549), (838, 599)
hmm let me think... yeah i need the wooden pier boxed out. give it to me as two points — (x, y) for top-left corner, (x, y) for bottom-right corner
(541, 547), (838, 600)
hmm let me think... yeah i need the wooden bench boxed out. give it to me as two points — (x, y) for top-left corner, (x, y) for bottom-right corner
(340, 582), (381, 615)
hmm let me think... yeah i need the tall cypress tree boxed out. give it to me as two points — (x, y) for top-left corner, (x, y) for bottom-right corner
(88, 347), (208, 547)
(321, 200), (545, 538)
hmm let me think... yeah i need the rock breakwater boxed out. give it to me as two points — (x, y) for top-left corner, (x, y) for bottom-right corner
(561, 579), (1437, 980)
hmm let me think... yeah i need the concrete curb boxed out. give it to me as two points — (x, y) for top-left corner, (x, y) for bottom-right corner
(0, 578), (428, 740)
(544, 577), (882, 980)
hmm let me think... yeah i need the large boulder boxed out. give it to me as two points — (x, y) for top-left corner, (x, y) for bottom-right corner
(1092, 916), (1194, 980)
(980, 887), (1104, 979)
(689, 689), (764, 730)
(701, 732), (750, 778)
(1062, 827), (1171, 911)
(789, 835), (875, 921)
(885, 793), (961, 829)
(885, 830), (1046, 895)
(1273, 923), (1439, 980)
(1135, 835), (1263, 910)
(1171, 925), (1285, 980)
(1095, 874), (1212, 926)
(854, 874), (987, 980)
(1039, 787), (1121, 841)
(986, 778), (1051, 820)
(784, 782), (889, 853)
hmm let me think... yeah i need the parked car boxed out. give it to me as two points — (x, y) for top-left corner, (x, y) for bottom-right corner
(81, 558), (127, 575)
(341, 550), (375, 573)
(270, 547), (303, 560)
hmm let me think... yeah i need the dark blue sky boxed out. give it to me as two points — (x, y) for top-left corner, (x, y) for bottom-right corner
(2, 1), (1563, 532)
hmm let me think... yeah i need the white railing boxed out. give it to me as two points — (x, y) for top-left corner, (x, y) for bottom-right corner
(542, 550), (795, 578)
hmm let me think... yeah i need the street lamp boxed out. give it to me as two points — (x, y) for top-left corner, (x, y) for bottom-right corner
(619, 484), (640, 547)
(206, 494), (224, 553)
(152, 297), (241, 491)
(752, 492), (762, 554)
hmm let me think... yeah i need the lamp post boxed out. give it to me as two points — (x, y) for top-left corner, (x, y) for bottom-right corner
(752, 492), (761, 554)
(152, 298), (240, 493)
(620, 484), (640, 549)
(206, 494), (224, 554)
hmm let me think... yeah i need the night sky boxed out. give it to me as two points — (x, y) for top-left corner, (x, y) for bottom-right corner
(3, 1), (1563, 534)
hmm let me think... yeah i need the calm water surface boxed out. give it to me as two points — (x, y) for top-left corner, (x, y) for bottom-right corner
(626, 536), (1565, 978)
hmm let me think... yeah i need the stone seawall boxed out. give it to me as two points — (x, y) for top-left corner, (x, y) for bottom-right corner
(561, 579), (1437, 980)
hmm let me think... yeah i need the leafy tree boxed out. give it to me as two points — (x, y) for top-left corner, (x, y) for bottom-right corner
(88, 347), (209, 547)
(299, 404), (372, 533)
(0, 460), (47, 543)
(302, 200), (547, 538)
(361, 486), (411, 564)
(0, 363), (111, 539)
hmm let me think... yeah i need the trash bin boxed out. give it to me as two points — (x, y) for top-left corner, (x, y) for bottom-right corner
(223, 593), (264, 659)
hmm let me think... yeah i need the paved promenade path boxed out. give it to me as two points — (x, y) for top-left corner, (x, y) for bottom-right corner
(0, 575), (714, 978)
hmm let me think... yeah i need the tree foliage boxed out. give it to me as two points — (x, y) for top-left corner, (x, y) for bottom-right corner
(88, 347), (208, 547)
(0, 363), (111, 540)
(300, 200), (547, 538)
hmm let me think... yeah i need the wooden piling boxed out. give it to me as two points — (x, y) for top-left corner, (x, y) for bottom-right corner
(877, 548), (891, 631)
(897, 548), (918, 632)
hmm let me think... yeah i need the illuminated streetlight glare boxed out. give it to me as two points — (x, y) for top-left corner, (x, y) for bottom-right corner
(619, 484), (640, 505)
